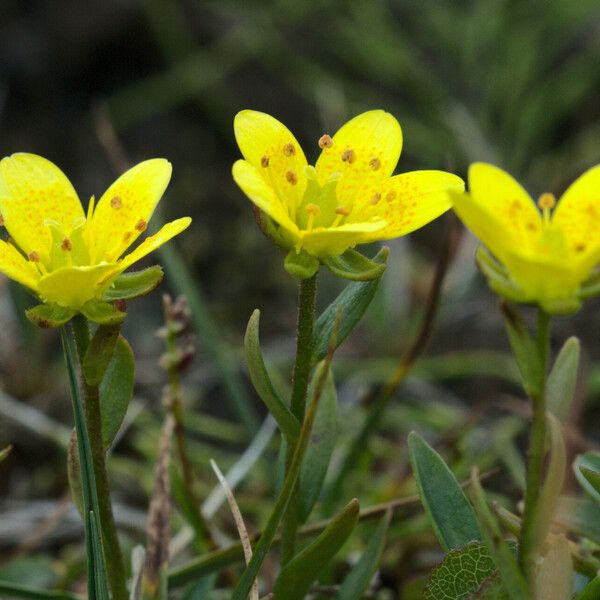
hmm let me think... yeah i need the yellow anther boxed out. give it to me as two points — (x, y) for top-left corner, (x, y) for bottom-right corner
(370, 192), (382, 205)
(135, 218), (147, 232)
(318, 134), (334, 149)
(261, 155), (270, 168)
(110, 195), (122, 209)
(283, 143), (296, 156)
(537, 193), (556, 210)
(61, 237), (72, 252)
(286, 170), (298, 185)
(335, 206), (350, 216)
(305, 203), (320, 232)
(369, 157), (381, 171)
(341, 148), (356, 163)
(28, 251), (40, 262)
(385, 190), (396, 202)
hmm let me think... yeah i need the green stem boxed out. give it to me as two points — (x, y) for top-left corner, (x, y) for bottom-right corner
(71, 316), (128, 600)
(518, 308), (551, 583)
(281, 274), (318, 566)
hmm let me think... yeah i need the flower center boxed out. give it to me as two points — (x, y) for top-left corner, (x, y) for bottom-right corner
(296, 166), (346, 230)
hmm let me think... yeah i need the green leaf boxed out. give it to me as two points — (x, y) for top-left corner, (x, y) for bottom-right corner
(284, 249), (319, 279)
(424, 542), (497, 600)
(574, 452), (600, 503)
(323, 247), (388, 281)
(547, 337), (580, 422)
(469, 469), (528, 600)
(81, 301), (126, 326)
(82, 324), (121, 386)
(408, 431), (481, 551)
(501, 303), (544, 396)
(534, 535), (573, 600)
(272, 498), (359, 600)
(0, 445), (12, 462)
(99, 336), (134, 449)
(310, 248), (387, 365)
(554, 496), (600, 545)
(298, 362), (337, 522)
(25, 304), (76, 328)
(67, 431), (84, 516)
(102, 266), (164, 301)
(0, 580), (82, 600)
(580, 466), (600, 497)
(473, 572), (510, 600)
(335, 510), (391, 600)
(244, 310), (300, 443)
(577, 575), (600, 600)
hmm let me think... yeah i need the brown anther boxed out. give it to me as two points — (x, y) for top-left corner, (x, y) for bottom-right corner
(28, 251), (40, 262)
(369, 157), (381, 171)
(135, 218), (147, 232)
(341, 148), (356, 163)
(61, 238), (72, 252)
(261, 155), (270, 168)
(385, 191), (397, 202)
(283, 143), (296, 156)
(0, 214), (4, 226)
(370, 193), (382, 205)
(305, 203), (321, 215)
(286, 170), (298, 185)
(110, 195), (122, 209)
(575, 243), (586, 253)
(537, 193), (556, 211)
(335, 206), (350, 216)
(318, 134), (334, 149)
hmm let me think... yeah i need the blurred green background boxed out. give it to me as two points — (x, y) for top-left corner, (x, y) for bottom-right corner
(1, 0), (600, 596)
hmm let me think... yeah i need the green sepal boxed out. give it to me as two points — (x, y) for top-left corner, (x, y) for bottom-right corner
(539, 296), (581, 316)
(102, 266), (164, 302)
(475, 247), (527, 304)
(323, 246), (389, 281)
(284, 249), (320, 279)
(579, 269), (600, 301)
(310, 246), (387, 365)
(272, 498), (359, 600)
(81, 301), (126, 325)
(244, 309), (301, 443)
(83, 324), (122, 386)
(25, 303), (76, 328)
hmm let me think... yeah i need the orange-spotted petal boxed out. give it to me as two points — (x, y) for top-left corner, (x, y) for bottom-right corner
(315, 111), (402, 208)
(234, 110), (308, 216)
(352, 170), (462, 242)
(0, 153), (84, 259)
(88, 159), (172, 263)
(0, 239), (41, 291)
(300, 220), (386, 257)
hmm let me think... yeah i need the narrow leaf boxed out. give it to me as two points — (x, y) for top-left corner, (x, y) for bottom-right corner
(577, 575), (600, 600)
(547, 337), (579, 422)
(323, 247), (388, 281)
(311, 247), (387, 365)
(469, 468), (528, 600)
(0, 445), (12, 462)
(67, 431), (84, 516)
(103, 266), (164, 301)
(0, 580), (83, 600)
(574, 452), (600, 503)
(83, 324), (121, 386)
(272, 498), (359, 600)
(99, 336), (134, 449)
(336, 509), (391, 600)
(298, 362), (337, 522)
(408, 431), (481, 551)
(244, 310), (300, 443)
(534, 535), (573, 600)
(26, 304), (76, 328)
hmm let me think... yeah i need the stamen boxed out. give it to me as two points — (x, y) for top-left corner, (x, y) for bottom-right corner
(370, 192), (382, 205)
(537, 193), (556, 221)
(261, 155), (270, 168)
(305, 203), (320, 231)
(28, 251), (40, 262)
(341, 148), (356, 163)
(286, 170), (298, 185)
(332, 206), (350, 227)
(283, 143), (296, 156)
(318, 134), (334, 149)
(385, 191), (396, 202)
(369, 157), (381, 171)
(61, 238), (72, 252)
(135, 218), (147, 232)
(110, 195), (122, 209)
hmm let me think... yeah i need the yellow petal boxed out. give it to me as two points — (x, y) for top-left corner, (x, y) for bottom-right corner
(352, 170), (463, 242)
(553, 164), (600, 258)
(315, 111), (402, 207)
(0, 153), (83, 258)
(0, 239), (41, 291)
(232, 160), (300, 242)
(38, 263), (118, 309)
(88, 159), (172, 262)
(234, 110), (308, 216)
(300, 221), (386, 257)
(113, 216), (192, 273)
(468, 162), (541, 252)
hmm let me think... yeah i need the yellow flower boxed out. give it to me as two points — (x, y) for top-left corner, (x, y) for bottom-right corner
(452, 162), (600, 314)
(232, 110), (464, 262)
(0, 153), (191, 313)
